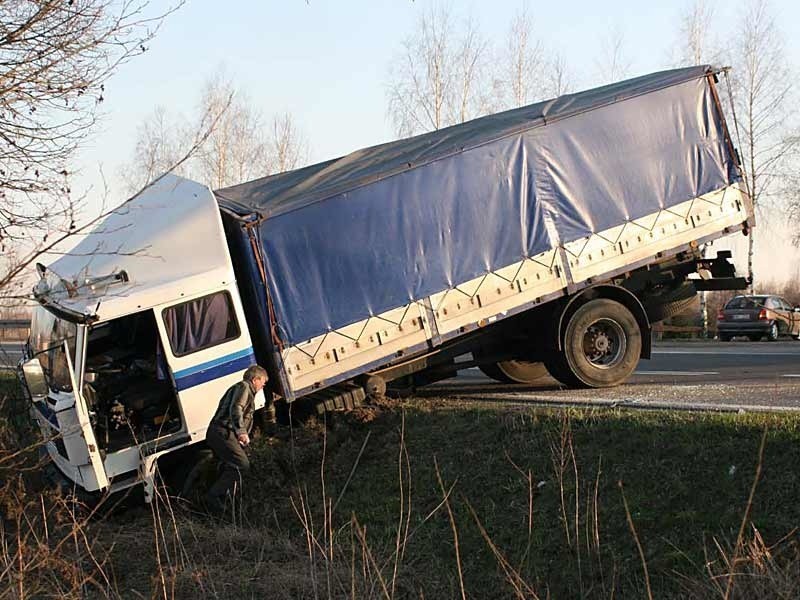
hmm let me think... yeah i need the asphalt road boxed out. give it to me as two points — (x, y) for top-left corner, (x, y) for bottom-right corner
(424, 340), (800, 413)
(4, 339), (799, 412)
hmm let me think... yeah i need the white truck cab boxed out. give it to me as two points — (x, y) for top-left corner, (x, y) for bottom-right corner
(21, 175), (263, 501)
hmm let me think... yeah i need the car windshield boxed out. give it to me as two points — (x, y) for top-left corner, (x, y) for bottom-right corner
(725, 296), (767, 310)
(30, 306), (77, 393)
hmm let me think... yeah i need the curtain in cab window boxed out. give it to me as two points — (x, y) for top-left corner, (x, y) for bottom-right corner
(163, 292), (239, 356)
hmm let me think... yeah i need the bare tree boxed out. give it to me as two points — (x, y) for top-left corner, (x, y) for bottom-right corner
(268, 112), (309, 174)
(124, 72), (311, 189)
(0, 0), (180, 298)
(0, 1), (177, 197)
(727, 0), (796, 290)
(499, 8), (573, 107)
(387, 5), (455, 136)
(195, 73), (269, 189)
(782, 165), (800, 245)
(673, 0), (724, 66)
(387, 4), (490, 136)
(781, 138), (800, 246)
(503, 6), (546, 108)
(121, 107), (193, 194)
(450, 15), (490, 124)
(594, 25), (632, 84)
(544, 52), (574, 98)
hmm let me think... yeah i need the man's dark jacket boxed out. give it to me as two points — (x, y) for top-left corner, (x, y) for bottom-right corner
(210, 380), (256, 436)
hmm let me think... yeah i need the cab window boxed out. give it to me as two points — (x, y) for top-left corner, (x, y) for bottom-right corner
(162, 292), (240, 357)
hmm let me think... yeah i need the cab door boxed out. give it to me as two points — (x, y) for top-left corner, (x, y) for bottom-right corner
(155, 286), (260, 443)
(64, 338), (110, 491)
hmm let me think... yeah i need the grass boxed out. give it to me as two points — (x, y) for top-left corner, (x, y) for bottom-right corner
(2, 371), (800, 598)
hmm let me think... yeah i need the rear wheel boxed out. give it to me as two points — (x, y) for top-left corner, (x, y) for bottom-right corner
(547, 298), (642, 388)
(767, 322), (779, 342)
(719, 334), (732, 342)
(747, 334), (762, 342)
(478, 360), (549, 384)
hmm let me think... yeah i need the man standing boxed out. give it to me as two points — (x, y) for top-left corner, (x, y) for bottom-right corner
(205, 365), (268, 512)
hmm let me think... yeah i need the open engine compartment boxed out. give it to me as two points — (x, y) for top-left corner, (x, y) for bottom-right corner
(83, 311), (182, 452)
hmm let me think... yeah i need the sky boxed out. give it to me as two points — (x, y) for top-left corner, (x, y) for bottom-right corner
(70, 0), (800, 284)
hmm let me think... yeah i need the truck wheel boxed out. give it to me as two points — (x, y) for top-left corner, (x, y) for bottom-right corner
(357, 374), (387, 400)
(651, 295), (697, 321)
(643, 282), (697, 322)
(550, 298), (642, 388)
(543, 352), (576, 387)
(478, 360), (549, 384)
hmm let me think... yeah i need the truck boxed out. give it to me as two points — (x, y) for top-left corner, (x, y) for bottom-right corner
(18, 65), (753, 502)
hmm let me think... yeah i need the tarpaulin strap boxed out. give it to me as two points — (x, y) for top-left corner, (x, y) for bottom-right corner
(707, 71), (743, 178)
(246, 226), (285, 352)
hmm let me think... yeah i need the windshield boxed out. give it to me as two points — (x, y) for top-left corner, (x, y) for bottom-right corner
(30, 306), (77, 393)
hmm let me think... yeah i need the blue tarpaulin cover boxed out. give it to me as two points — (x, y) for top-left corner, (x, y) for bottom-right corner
(216, 66), (739, 346)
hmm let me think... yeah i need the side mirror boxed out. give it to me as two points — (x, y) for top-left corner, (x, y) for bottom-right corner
(21, 358), (49, 398)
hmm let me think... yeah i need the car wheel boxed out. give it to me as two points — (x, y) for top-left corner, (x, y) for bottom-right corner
(719, 334), (732, 342)
(767, 322), (779, 342)
(748, 334), (762, 342)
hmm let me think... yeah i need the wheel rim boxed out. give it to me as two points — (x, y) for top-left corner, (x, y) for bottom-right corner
(582, 318), (627, 368)
(771, 323), (778, 338)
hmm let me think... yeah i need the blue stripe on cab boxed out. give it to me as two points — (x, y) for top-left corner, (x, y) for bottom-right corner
(174, 348), (256, 391)
(173, 347), (256, 379)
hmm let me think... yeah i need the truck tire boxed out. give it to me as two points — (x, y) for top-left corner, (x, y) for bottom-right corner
(543, 352), (576, 387)
(478, 360), (549, 384)
(643, 282), (697, 322)
(357, 374), (387, 400)
(652, 295), (697, 321)
(548, 298), (642, 388)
